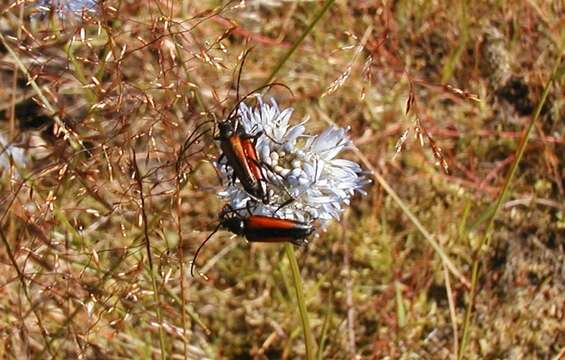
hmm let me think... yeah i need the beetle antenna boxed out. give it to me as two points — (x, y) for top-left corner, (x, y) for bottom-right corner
(232, 47), (254, 131)
(176, 120), (214, 173)
(235, 48), (254, 108)
(190, 222), (222, 277)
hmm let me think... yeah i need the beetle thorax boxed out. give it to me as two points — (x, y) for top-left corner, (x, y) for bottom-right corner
(222, 216), (246, 236)
(218, 121), (235, 138)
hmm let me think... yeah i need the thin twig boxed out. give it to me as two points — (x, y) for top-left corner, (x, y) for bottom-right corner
(200, 241), (238, 274)
(175, 179), (188, 360)
(132, 150), (167, 360)
(9, 1), (25, 136)
(0, 230), (55, 356)
(344, 238), (357, 356)
(443, 264), (459, 357)
(552, 347), (565, 360)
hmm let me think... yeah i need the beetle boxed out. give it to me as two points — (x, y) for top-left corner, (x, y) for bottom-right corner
(215, 48), (294, 204)
(216, 120), (269, 203)
(216, 82), (293, 204)
(190, 207), (314, 276)
(222, 213), (313, 246)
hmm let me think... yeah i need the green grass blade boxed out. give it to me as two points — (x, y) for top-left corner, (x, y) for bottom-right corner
(266, 2), (335, 358)
(264, 0), (335, 85)
(457, 53), (563, 359)
(286, 244), (316, 360)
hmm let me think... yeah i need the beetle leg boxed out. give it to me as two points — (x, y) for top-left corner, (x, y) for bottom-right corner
(245, 201), (255, 216)
(261, 131), (285, 145)
(290, 237), (308, 246)
(222, 203), (257, 217)
(252, 159), (296, 210)
(243, 129), (263, 142)
(272, 196), (296, 215)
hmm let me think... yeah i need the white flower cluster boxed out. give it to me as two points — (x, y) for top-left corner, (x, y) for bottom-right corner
(0, 134), (26, 174)
(217, 97), (368, 228)
(34, 0), (98, 18)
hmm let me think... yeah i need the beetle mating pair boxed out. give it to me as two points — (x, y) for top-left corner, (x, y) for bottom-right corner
(190, 52), (315, 277)
(189, 114), (315, 277)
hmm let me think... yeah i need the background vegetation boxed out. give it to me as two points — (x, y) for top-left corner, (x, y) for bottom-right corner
(0, 0), (563, 358)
